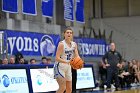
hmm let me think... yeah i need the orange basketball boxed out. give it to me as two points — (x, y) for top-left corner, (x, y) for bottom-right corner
(70, 57), (84, 69)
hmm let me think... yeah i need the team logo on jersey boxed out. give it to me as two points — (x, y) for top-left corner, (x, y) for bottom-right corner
(40, 35), (56, 56)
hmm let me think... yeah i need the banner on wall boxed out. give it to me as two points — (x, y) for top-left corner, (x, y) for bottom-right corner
(0, 31), (7, 59)
(76, 0), (85, 23)
(22, 0), (37, 15)
(3, 30), (60, 56)
(2, 0), (85, 22)
(74, 37), (107, 57)
(63, 0), (74, 21)
(42, 0), (53, 18)
(2, 0), (18, 13)
(0, 32), (3, 54)
(1, 30), (107, 57)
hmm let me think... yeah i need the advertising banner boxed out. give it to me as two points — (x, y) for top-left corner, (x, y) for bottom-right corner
(0, 69), (29, 93)
(3, 30), (60, 56)
(74, 37), (106, 57)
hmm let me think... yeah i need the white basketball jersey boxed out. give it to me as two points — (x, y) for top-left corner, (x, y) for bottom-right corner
(61, 40), (76, 62)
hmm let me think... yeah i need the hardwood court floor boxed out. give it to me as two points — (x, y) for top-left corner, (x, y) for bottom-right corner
(113, 89), (140, 93)
(80, 86), (140, 93)
(105, 88), (140, 93)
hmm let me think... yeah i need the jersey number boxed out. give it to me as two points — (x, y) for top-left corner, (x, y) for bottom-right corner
(67, 54), (72, 60)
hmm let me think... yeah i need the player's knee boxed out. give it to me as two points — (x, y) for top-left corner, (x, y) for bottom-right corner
(59, 85), (66, 92)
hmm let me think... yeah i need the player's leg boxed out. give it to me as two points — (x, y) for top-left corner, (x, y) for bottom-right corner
(65, 65), (72, 93)
(66, 81), (72, 93)
(56, 77), (66, 93)
(54, 63), (67, 93)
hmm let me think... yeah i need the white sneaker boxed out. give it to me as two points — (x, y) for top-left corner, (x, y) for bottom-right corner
(131, 83), (137, 87)
(104, 85), (107, 89)
(111, 84), (115, 89)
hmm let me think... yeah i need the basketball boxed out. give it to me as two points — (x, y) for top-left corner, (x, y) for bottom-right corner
(70, 57), (84, 69)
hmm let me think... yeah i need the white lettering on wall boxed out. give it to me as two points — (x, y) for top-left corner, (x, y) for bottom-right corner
(7, 37), (39, 54)
(8, 37), (16, 55)
(77, 43), (105, 56)
(24, 37), (33, 51)
(16, 37), (24, 51)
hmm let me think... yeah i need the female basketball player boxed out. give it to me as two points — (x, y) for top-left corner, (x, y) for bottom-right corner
(54, 27), (80, 93)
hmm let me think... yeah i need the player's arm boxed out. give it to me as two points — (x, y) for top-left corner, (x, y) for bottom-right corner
(73, 42), (84, 68)
(74, 42), (80, 58)
(55, 42), (68, 64)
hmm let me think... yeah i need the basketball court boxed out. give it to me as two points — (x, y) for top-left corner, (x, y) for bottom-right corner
(79, 86), (140, 93)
